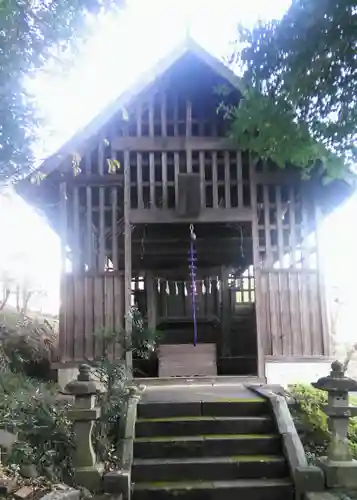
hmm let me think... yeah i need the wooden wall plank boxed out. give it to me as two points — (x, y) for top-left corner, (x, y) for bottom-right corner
(94, 276), (104, 359)
(309, 272), (322, 355)
(315, 203), (330, 356)
(212, 151), (218, 208)
(279, 272), (291, 355)
(250, 157), (265, 377)
(85, 152), (94, 270)
(299, 272), (311, 355)
(124, 149), (133, 372)
(98, 139), (105, 270)
(301, 192), (310, 268)
(73, 187), (80, 272)
(84, 276), (94, 360)
(289, 272), (301, 356)
(237, 151), (243, 207)
(260, 271), (271, 355)
(186, 99), (192, 173)
(148, 96), (155, 208)
(136, 101), (144, 210)
(161, 94), (168, 204)
(65, 276), (74, 361)
(74, 276), (84, 361)
(149, 152), (155, 207)
(114, 275), (123, 360)
(276, 186), (284, 267)
(174, 152), (179, 209)
(137, 153), (143, 209)
(136, 102), (142, 136)
(59, 182), (68, 362)
(269, 272), (280, 355)
(162, 152), (168, 208)
(59, 273), (124, 363)
(111, 187), (118, 270)
(199, 151), (206, 209)
(224, 151), (231, 208)
(289, 186), (297, 268)
(105, 275), (114, 360)
(263, 184), (272, 267)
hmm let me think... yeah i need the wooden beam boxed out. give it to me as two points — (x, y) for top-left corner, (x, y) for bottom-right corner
(85, 151), (94, 270)
(276, 185), (284, 267)
(129, 207), (253, 224)
(146, 271), (157, 331)
(59, 174), (123, 187)
(255, 170), (301, 185)
(112, 135), (239, 152)
(250, 156), (265, 379)
(98, 139), (105, 271)
(59, 182), (68, 362)
(72, 186), (81, 272)
(124, 150), (132, 373)
(221, 266), (230, 357)
(161, 91), (168, 208)
(315, 202), (330, 356)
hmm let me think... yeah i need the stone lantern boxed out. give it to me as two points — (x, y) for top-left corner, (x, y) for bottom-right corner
(64, 364), (105, 492)
(312, 360), (357, 488)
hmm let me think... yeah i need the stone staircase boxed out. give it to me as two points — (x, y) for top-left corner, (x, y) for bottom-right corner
(131, 398), (294, 500)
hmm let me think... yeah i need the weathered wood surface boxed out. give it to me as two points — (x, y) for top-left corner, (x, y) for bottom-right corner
(59, 273), (124, 362)
(158, 344), (217, 377)
(259, 269), (324, 356)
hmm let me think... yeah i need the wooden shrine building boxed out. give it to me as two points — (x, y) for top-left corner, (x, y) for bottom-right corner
(19, 38), (353, 381)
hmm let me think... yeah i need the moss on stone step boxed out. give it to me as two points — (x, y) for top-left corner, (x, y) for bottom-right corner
(137, 415), (269, 423)
(135, 433), (277, 442)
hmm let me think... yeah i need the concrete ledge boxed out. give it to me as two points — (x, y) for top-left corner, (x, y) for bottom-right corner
(305, 493), (340, 500)
(103, 389), (140, 500)
(249, 384), (325, 493)
(41, 487), (80, 500)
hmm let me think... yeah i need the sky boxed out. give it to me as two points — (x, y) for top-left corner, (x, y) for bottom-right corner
(1, 0), (357, 336)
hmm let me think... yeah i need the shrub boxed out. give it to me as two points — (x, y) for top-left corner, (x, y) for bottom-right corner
(288, 384), (357, 461)
(0, 372), (74, 482)
(0, 311), (57, 381)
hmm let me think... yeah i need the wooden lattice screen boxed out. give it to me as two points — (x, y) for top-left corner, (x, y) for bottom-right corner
(253, 161), (329, 357)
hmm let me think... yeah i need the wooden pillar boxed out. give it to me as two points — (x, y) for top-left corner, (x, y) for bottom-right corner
(59, 181), (68, 362)
(250, 156), (265, 379)
(124, 150), (132, 374)
(220, 266), (230, 357)
(146, 271), (157, 332)
(315, 202), (330, 356)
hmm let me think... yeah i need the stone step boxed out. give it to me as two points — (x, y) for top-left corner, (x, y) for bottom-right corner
(134, 434), (281, 459)
(132, 478), (294, 500)
(136, 400), (270, 419)
(135, 415), (275, 438)
(132, 455), (289, 482)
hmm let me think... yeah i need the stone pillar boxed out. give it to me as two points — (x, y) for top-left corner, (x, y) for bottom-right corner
(312, 360), (357, 488)
(64, 364), (104, 492)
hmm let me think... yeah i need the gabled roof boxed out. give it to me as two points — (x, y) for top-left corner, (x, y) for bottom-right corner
(38, 37), (245, 178)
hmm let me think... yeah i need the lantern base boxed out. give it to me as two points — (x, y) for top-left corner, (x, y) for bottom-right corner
(318, 457), (357, 488)
(74, 463), (104, 493)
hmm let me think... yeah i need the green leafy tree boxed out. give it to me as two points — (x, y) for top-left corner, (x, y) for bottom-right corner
(0, 0), (123, 183)
(229, 0), (357, 180)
